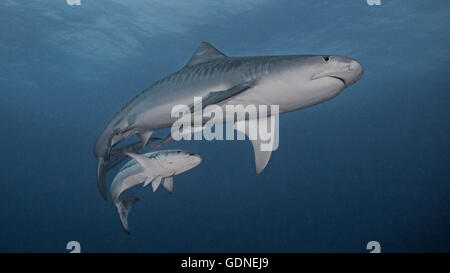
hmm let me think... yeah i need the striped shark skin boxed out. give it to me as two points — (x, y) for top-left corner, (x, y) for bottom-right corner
(94, 42), (364, 200)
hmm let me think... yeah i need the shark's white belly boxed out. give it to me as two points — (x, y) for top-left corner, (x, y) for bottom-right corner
(227, 74), (345, 114)
(131, 71), (345, 130)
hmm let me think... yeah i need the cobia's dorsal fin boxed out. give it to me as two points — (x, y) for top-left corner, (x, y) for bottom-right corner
(185, 42), (226, 67)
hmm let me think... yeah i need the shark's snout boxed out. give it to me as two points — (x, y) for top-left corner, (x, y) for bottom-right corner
(346, 59), (364, 86)
(314, 56), (364, 88)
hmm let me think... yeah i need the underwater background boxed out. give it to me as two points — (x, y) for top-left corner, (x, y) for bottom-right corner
(1, 0), (449, 252)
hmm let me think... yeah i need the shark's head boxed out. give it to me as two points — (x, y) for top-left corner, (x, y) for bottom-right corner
(309, 55), (364, 88)
(299, 55), (364, 100)
(157, 150), (202, 175)
(264, 55), (363, 110)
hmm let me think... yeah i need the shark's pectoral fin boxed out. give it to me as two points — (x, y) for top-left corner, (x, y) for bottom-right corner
(250, 139), (272, 174)
(152, 176), (162, 192)
(190, 82), (254, 113)
(154, 82), (255, 150)
(234, 119), (275, 174)
(115, 196), (140, 234)
(162, 176), (174, 194)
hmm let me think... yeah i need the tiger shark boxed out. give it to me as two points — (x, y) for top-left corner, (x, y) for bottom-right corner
(94, 42), (364, 200)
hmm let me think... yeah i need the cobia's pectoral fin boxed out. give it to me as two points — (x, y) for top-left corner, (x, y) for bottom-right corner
(125, 152), (159, 170)
(115, 196), (140, 234)
(152, 176), (162, 192)
(162, 176), (174, 194)
(142, 176), (155, 187)
(234, 119), (274, 174)
(97, 158), (108, 200)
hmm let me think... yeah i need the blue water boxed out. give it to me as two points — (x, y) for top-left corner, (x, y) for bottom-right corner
(1, 0), (449, 253)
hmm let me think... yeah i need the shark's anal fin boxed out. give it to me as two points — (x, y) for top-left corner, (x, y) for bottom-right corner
(115, 196), (140, 234)
(234, 119), (273, 174)
(162, 176), (174, 194)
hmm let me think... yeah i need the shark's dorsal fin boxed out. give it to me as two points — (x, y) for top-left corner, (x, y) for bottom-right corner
(185, 42), (226, 67)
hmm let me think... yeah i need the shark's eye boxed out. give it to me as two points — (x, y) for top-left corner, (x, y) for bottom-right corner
(323, 56), (330, 62)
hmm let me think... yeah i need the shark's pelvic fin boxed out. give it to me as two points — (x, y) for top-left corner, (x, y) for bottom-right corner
(185, 42), (226, 67)
(138, 130), (153, 148)
(152, 176), (162, 192)
(234, 119), (273, 174)
(162, 176), (174, 194)
(115, 196), (140, 234)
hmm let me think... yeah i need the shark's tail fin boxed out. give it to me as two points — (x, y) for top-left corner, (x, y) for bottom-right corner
(97, 158), (108, 200)
(115, 196), (140, 234)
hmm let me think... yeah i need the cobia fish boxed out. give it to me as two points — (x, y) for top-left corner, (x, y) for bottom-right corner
(111, 150), (202, 233)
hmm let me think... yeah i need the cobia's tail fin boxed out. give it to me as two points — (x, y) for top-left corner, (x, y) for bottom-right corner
(97, 158), (108, 200)
(115, 196), (140, 234)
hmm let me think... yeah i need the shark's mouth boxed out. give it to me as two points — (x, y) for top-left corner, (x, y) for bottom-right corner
(328, 75), (346, 86)
(312, 73), (346, 86)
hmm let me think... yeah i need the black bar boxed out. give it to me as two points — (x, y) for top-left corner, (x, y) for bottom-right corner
(0, 253), (448, 272)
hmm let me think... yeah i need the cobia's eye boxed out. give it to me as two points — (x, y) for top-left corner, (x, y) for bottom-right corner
(323, 56), (330, 62)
